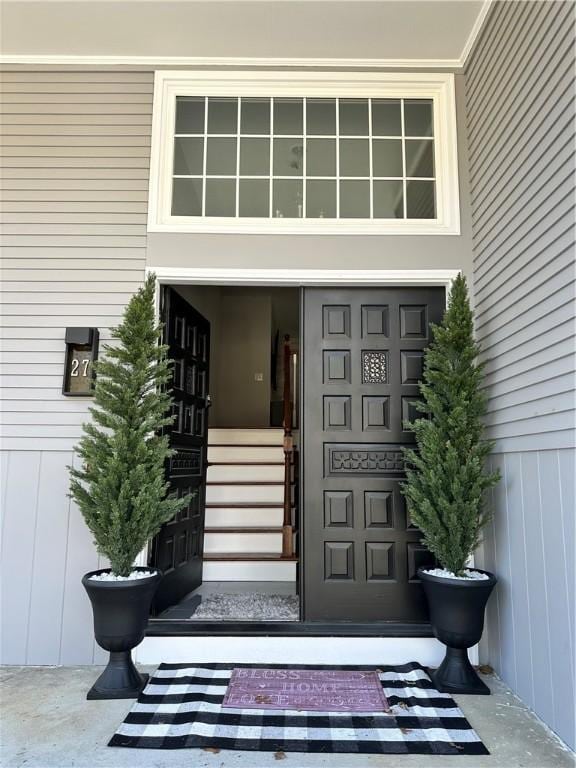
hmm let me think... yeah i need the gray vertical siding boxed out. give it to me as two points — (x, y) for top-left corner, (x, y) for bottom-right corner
(465, 1), (575, 749)
(0, 69), (151, 664)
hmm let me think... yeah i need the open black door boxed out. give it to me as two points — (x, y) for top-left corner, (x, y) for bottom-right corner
(302, 287), (444, 622)
(149, 286), (210, 614)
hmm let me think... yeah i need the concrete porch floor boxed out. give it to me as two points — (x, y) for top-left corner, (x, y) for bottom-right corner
(1, 666), (573, 768)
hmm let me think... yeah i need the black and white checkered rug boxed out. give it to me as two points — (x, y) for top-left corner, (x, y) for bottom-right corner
(109, 662), (489, 755)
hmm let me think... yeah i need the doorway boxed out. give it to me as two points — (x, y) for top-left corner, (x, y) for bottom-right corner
(147, 276), (449, 628)
(149, 285), (301, 622)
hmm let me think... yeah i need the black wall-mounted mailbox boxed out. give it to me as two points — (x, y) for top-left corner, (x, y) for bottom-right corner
(63, 327), (99, 396)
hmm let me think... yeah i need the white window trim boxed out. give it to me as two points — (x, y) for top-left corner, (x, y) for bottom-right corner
(148, 70), (460, 236)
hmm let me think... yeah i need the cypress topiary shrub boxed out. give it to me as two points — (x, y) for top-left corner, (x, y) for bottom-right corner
(69, 274), (189, 577)
(402, 273), (500, 577)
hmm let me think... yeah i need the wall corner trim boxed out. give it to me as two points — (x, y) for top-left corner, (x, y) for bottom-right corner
(459, 0), (494, 68)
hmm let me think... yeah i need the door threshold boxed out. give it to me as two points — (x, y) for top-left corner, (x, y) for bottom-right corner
(146, 619), (433, 637)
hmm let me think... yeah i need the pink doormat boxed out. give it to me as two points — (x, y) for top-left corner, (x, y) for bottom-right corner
(221, 667), (390, 712)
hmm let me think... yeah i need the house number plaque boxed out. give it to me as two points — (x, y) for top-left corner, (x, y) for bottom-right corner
(63, 327), (99, 396)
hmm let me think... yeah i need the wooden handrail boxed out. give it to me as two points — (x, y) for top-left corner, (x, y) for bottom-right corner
(281, 334), (294, 559)
(282, 334), (293, 435)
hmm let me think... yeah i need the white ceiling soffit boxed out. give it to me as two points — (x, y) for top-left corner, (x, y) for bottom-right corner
(0, 0), (492, 69)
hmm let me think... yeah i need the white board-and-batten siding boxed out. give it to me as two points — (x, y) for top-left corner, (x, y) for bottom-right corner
(0, 69), (151, 664)
(465, 1), (575, 750)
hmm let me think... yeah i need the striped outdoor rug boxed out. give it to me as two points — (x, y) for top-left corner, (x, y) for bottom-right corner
(109, 662), (489, 755)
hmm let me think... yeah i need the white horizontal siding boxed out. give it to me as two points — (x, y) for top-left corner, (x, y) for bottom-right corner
(0, 69), (151, 450)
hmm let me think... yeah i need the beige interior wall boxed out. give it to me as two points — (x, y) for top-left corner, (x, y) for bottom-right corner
(175, 285), (299, 428)
(215, 289), (272, 427)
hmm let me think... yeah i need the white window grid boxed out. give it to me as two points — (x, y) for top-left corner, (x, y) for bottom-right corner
(171, 96), (436, 219)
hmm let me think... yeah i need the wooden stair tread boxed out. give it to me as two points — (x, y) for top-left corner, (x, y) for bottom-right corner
(208, 443), (283, 448)
(208, 462), (285, 466)
(203, 553), (299, 562)
(206, 481), (289, 486)
(205, 526), (283, 533)
(205, 502), (284, 509)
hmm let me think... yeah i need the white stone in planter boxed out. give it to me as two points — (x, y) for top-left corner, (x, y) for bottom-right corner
(88, 570), (158, 582)
(423, 567), (490, 581)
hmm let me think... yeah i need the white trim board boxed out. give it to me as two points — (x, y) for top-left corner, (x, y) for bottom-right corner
(1, 55), (463, 69)
(459, 0), (493, 67)
(148, 267), (460, 289)
(148, 71), (461, 236)
(136, 636), (479, 667)
(136, 636), (449, 666)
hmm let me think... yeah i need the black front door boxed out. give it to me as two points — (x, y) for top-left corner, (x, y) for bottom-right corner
(149, 286), (210, 613)
(302, 287), (444, 622)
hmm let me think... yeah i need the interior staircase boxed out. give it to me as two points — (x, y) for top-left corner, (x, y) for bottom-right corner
(204, 427), (298, 581)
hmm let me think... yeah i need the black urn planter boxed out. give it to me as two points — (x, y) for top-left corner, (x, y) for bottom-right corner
(82, 567), (161, 700)
(419, 567), (497, 695)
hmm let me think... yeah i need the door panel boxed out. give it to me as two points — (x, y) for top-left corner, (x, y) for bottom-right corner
(149, 286), (210, 614)
(302, 287), (444, 622)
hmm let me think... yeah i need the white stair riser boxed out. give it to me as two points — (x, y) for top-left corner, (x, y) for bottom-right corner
(207, 464), (284, 483)
(205, 507), (284, 528)
(204, 532), (282, 554)
(208, 428), (284, 446)
(208, 446), (284, 463)
(206, 484), (284, 504)
(137, 638), (445, 666)
(202, 560), (297, 582)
